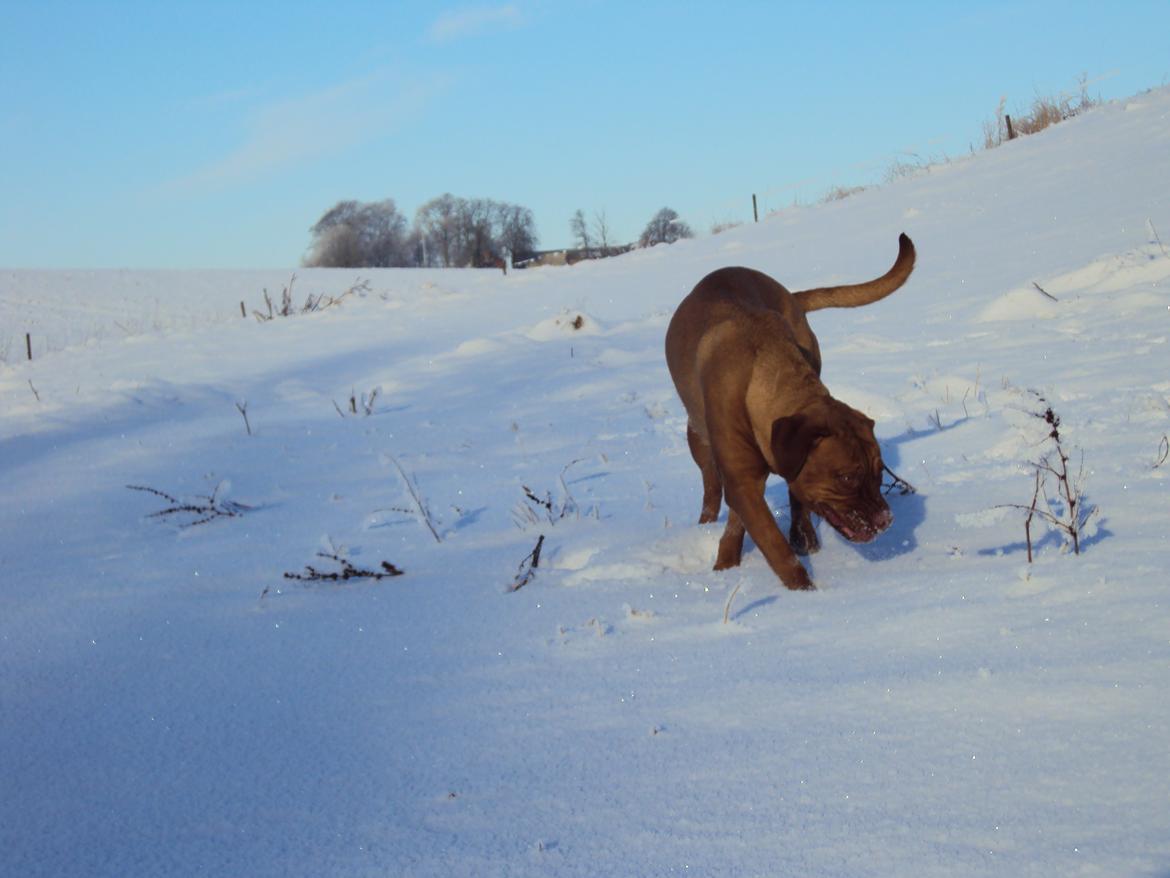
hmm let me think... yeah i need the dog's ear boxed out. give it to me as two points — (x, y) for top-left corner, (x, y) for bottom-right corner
(771, 414), (830, 481)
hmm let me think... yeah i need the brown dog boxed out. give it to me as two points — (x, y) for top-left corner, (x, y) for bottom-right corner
(665, 234), (915, 590)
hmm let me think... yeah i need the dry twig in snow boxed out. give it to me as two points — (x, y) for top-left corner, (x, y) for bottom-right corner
(127, 483), (252, 528)
(508, 534), (545, 592)
(283, 552), (404, 582)
(385, 453), (442, 542)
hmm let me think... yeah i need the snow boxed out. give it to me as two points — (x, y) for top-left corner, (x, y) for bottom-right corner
(3, 88), (1170, 877)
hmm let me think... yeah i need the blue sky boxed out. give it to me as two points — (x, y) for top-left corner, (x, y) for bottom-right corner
(2, 1), (1168, 268)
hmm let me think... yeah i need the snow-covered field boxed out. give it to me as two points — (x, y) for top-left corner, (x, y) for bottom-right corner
(3, 88), (1169, 877)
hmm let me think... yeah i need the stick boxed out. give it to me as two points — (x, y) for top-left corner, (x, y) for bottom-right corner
(28, 379), (40, 402)
(26, 333), (32, 361)
(508, 534), (545, 592)
(723, 582), (742, 624)
(236, 401), (252, 436)
(558, 458), (587, 519)
(1032, 282), (1058, 302)
(386, 454), (442, 543)
(1149, 219), (1169, 258)
(881, 463), (917, 495)
(1024, 468), (1041, 564)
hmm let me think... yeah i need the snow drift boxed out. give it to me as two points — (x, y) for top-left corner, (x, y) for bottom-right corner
(3, 88), (1170, 877)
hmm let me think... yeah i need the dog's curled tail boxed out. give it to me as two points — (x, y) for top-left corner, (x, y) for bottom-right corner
(793, 233), (916, 313)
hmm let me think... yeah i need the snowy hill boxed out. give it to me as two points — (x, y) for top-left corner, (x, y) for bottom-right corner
(3, 88), (1170, 877)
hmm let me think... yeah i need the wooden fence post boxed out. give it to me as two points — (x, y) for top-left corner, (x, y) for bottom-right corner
(1005, 114), (1016, 140)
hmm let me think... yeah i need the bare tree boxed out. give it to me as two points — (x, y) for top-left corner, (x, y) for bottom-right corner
(305, 199), (411, 267)
(306, 223), (364, 268)
(461, 197), (497, 267)
(360, 199), (411, 266)
(569, 209), (593, 258)
(495, 202), (538, 264)
(592, 209), (612, 256)
(414, 193), (462, 267)
(639, 206), (693, 248)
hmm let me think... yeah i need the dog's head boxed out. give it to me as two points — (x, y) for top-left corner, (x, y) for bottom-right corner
(770, 400), (892, 543)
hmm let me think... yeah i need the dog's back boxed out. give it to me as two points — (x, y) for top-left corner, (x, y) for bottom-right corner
(665, 234), (916, 401)
(666, 267), (819, 434)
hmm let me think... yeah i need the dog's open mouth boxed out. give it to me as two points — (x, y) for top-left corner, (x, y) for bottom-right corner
(818, 506), (888, 543)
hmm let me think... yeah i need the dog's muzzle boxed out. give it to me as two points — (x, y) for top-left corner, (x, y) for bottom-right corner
(820, 504), (893, 543)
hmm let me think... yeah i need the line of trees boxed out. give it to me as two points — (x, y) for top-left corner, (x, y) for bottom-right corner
(305, 195), (539, 268)
(305, 196), (695, 269)
(413, 194), (538, 268)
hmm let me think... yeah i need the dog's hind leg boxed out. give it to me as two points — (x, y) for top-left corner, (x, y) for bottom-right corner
(714, 508), (746, 570)
(788, 492), (821, 556)
(687, 425), (723, 523)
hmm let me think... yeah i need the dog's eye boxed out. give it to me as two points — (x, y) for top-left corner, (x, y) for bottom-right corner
(838, 472), (858, 485)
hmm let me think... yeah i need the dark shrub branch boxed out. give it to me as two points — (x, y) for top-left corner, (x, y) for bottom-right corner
(998, 393), (1097, 561)
(508, 534), (545, 592)
(252, 275), (370, 321)
(284, 552), (404, 582)
(127, 483), (252, 528)
(881, 463), (917, 496)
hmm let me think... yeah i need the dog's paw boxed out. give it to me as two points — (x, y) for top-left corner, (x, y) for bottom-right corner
(781, 565), (815, 591)
(713, 548), (743, 570)
(714, 528), (745, 569)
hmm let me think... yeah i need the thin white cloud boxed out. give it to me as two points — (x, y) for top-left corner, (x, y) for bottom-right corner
(184, 84), (268, 111)
(428, 4), (522, 43)
(164, 71), (448, 192)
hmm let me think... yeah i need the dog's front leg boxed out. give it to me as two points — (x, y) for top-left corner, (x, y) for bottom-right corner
(723, 475), (815, 591)
(788, 492), (820, 556)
